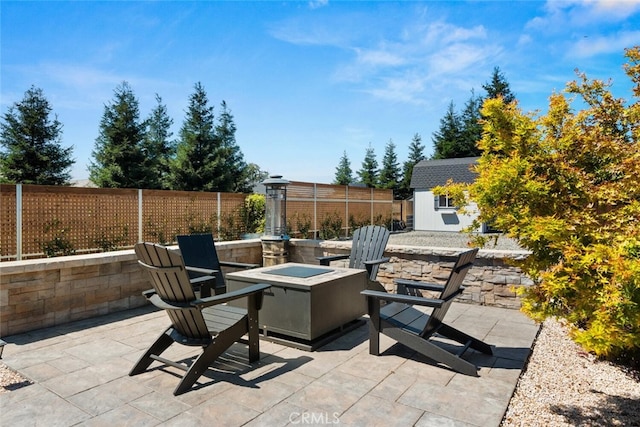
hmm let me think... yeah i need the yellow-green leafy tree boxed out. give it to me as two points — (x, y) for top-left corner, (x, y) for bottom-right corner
(438, 47), (640, 359)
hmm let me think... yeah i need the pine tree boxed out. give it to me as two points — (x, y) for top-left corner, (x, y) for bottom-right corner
(432, 101), (464, 159)
(216, 101), (249, 192)
(169, 82), (219, 191)
(0, 86), (74, 185)
(334, 150), (353, 185)
(482, 66), (516, 104)
(398, 133), (425, 199)
(89, 82), (149, 188)
(379, 139), (400, 195)
(458, 90), (483, 157)
(143, 94), (175, 189)
(357, 143), (378, 188)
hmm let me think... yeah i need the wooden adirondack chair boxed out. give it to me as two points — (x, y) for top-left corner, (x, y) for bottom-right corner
(130, 242), (270, 395)
(177, 233), (260, 297)
(361, 248), (493, 376)
(317, 225), (390, 282)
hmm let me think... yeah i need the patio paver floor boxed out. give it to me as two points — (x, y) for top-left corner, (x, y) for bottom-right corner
(0, 302), (538, 426)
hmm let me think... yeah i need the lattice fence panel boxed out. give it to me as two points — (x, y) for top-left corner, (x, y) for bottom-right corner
(2, 182), (393, 260)
(0, 185), (17, 259)
(347, 202), (373, 227)
(142, 190), (246, 243)
(20, 185), (138, 258)
(286, 200), (315, 237)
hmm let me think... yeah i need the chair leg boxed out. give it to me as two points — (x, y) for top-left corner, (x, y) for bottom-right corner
(173, 318), (250, 395)
(247, 298), (260, 362)
(438, 324), (493, 355)
(385, 327), (480, 376)
(367, 296), (381, 356)
(368, 320), (381, 356)
(130, 328), (174, 376)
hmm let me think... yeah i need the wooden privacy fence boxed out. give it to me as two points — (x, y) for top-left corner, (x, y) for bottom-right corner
(1, 183), (394, 261)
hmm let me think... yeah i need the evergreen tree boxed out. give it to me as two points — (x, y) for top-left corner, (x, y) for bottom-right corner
(482, 66), (516, 104)
(169, 82), (217, 191)
(216, 101), (249, 192)
(398, 133), (425, 199)
(0, 86), (74, 185)
(143, 94), (175, 189)
(378, 139), (400, 195)
(458, 90), (483, 157)
(334, 150), (352, 185)
(432, 101), (464, 159)
(89, 82), (149, 188)
(357, 143), (378, 188)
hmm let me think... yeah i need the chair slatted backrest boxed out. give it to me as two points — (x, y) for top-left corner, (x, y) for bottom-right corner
(421, 248), (479, 338)
(350, 225), (390, 280)
(135, 242), (211, 341)
(177, 234), (225, 290)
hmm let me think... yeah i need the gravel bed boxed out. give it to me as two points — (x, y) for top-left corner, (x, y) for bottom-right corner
(0, 362), (32, 393)
(502, 318), (640, 426)
(387, 230), (524, 251)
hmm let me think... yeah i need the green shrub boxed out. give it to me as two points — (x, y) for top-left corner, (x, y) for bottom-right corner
(240, 193), (265, 234)
(290, 212), (312, 238)
(41, 219), (75, 257)
(437, 47), (640, 359)
(319, 212), (343, 240)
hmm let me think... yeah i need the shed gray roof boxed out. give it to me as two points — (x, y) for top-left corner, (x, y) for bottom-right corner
(410, 157), (479, 190)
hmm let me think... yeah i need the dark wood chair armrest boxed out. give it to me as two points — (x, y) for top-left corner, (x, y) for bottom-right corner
(185, 266), (219, 276)
(394, 278), (445, 292)
(363, 257), (390, 266)
(189, 276), (216, 286)
(193, 283), (271, 308)
(146, 294), (193, 310)
(361, 289), (445, 308)
(219, 261), (260, 269)
(317, 254), (349, 266)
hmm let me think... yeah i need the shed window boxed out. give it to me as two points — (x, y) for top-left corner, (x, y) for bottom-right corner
(437, 194), (455, 209)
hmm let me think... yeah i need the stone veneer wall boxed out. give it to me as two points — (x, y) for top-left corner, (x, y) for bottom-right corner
(0, 240), (263, 337)
(288, 239), (533, 310)
(1, 237), (530, 337)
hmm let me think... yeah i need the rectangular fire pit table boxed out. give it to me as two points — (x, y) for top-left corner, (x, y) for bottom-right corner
(226, 262), (367, 351)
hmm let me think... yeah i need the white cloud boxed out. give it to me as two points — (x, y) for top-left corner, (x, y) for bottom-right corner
(354, 48), (406, 67)
(273, 9), (502, 106)
(528, 0), (640, 29)
(364, 74), (427, 105)
(308, 0), (329, 10)
(570, 30), (640, 57)
(331, 18), (498, 105)
(584, 0), (640, 20)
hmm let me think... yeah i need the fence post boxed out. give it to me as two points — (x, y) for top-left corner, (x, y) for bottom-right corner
(138, 189), (143, 243)
(313, 183), (317, 237)
(217, 192), (221, 236)
(345, 185), (349, 237)
(370, 188), (374, 226)
(16, 184), (22, 260)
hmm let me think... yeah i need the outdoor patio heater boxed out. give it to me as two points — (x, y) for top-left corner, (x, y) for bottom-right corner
(261, 175), (290, 266)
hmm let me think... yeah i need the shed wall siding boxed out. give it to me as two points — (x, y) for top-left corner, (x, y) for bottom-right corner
(413, 190), (478, 232)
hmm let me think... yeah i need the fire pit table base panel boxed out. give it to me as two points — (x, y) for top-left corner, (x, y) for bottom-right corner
(226, 263), (368, 351)
(258, 318), (365, 352)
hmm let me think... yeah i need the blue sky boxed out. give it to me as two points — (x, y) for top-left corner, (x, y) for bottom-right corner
(2, 1), (640, 184)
